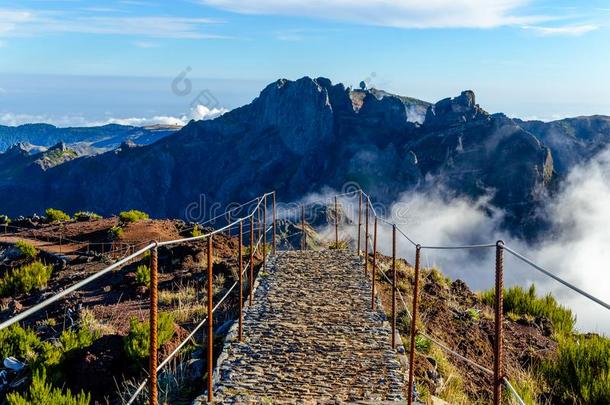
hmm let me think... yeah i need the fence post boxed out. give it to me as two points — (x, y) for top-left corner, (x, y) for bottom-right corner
(392, 224), (396, 349)
(238, 220), (243, 342)
(207, 236), (214, 403)
(263, 195), (267, 269)
(494, 240), (505, 405)
(357, 192), (362, 255)
(371, 216), (377, 310)
(249, 215), (254, 306)
(407, 245), (421, 405)
(149, 244), (158, 405)
(257, 202), (261, 248)
(334, 196), (339, 247)
(364, 201), (369, 275)
(301, 205), (306, 251)
(272, 192), (276, 255)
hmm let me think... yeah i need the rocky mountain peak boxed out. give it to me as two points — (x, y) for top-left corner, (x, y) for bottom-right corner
(424, 90), (489, 128)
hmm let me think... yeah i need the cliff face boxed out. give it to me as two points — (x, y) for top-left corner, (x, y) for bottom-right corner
(0, 76), (606, 238)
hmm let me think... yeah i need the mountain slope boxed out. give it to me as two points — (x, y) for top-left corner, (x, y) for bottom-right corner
(0, 77), (608, 239)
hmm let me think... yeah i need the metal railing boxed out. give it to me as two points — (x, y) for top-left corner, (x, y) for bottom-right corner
(298, 188), (609, 405)
(0, 191), (277, 405)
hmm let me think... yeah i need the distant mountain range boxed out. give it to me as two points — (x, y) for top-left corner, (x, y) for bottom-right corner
(0, 123), (180, 154)
(1, 77), (609, 240)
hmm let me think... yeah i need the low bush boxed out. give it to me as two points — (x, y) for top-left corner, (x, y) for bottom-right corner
(480, 284), (575, 335)
(541, 334), (610, 404)
(135, 264), (150, 287)
(329, 240), (349, 250)
(6, 369), (90, 405)
(415, 334), (432, 354)
(59, 327), (97, 352)
(108, 226), (123, 240)
(45, 208), (70, 223)
(0, 261), (52, 297)
(124, 313), (175, 362)
(191, 224), (202, 237)
(0, 324), (62, 371)
(15, 240), (37, 259)
(73, 211), (102, 221)
(119, 210), (149, 223)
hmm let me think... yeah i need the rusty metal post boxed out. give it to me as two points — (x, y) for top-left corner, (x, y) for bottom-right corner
(207, 236), (214, 403)
(257, 202), (261, 248)
(364, 201), (369, 275)
(371, 216), (377, 310)
(357, 192), (362, 255)
(149, 244), (159, 405)
(494, 241), (505, 405)
(263, 195), (267, 269)
(249, 215), (254, 306)
(334, 196), (339, 247)
(407, 245), (421, 405)
(301, 205), (305, 251)
(238, 221), (243, 341)
(272, 192), (276, 255)
(392, 224), (396, 349)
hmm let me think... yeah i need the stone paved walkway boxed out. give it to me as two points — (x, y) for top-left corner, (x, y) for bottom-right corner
(202, 250), (406, 404)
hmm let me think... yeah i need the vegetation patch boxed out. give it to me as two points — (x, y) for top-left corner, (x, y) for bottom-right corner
(73, 211), (102, 221)
(329, 240), (349, 249)
(191, 224), (202, 237)
(7, 369), (90, 405)
(108, 225), (123, 240)
(541, 334), (610, 404)
(123, 312), (175, 363)
(45, 208), (71, 223)
(119, 210), (149, 223)
(15, 240), (37, 259)
(135, 264), (151, 287)
(0, 260), (52, 297)
(480, 284), (575, 335)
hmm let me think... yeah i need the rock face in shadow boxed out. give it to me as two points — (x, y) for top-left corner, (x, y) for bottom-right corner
(0, 76), (606, 239)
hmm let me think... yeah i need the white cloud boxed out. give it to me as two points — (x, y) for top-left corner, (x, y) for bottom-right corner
(0, 10), (33, 35)
(199, 0), (551, 29)
(522, 23), (599, 36)
(0, 104), (230, 127)
(132, 40), (159, 48)
(0, 8), (226, 39)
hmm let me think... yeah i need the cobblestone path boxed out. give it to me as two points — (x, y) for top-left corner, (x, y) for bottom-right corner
(204, 250), (407, 404)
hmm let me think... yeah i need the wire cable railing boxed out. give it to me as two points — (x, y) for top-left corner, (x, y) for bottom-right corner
(0, 191), (277, 405)
(313, 188), (609, 405)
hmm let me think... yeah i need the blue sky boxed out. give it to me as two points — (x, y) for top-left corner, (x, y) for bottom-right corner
(0, 0), (609, 126)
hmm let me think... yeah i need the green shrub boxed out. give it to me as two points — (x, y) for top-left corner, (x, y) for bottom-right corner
(0, 324), (62, 371)
(73, 211), (102, 221)
(415, 334), (432, 354)
(45, 208), (70, 223)
(466, 308), (480, 321)
(7, 369), (90, 405)
(59, 327), (97, 352)
(119, 210), (149, 223)
(15, 240), (37, 259)
(135, 265), (151, 287)
(191, 224), (202, 237)
(480, 284), (575, 335)
(0, 214), (10, 225)
(108, 226), (123, 240)
(541, 334), (610, 404)
(124, 313), (175, 362)
(329, 240), (349, 250)
(0, 261), (52, 297)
